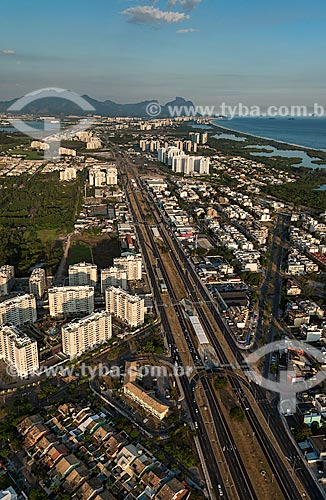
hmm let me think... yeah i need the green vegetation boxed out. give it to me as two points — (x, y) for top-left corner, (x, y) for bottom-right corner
(161, 426), (198, 468)
(241, 271), (262, 287)
(229, 406), (245, 422)
(214, 376), (228, 389)
(29, 487), (48, 500)
(264, 170), (326, 212)
(68, 241), (93, 265)
(291, 422), (312, 441)
(0, 172), (84, 274)
(138, 335), (165, 355)
(0, 131), (30, 154)
(69, 235), (121, 268)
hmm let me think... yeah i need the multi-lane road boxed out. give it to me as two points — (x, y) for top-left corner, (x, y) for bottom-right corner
(111, 145), (325, 500)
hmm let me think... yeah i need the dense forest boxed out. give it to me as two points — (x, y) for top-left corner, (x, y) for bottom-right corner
(263, 170), (326, 213)
(0, 172), (84, 274)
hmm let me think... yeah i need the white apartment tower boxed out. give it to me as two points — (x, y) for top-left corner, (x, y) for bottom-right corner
(0, 265), (15, 297)
(157, 146), (183, 166)
(59, 167), (77, 182)
(0, 325), (39, 378)
(62, 311), (112, 359)
(0, 294), (37, 326)
(201, 132), (208, 144)
(105, 287), (144, 328)
(189, 132), (201, 143)
(172, 156), (210, 175)
(68, 262), (97, 288)
(101, 267), (128, 293)
(88, 165), (118, 186)
(113, 255), (142, 281)
(29, 268), (46, 299)
(48, 286), (94, 317)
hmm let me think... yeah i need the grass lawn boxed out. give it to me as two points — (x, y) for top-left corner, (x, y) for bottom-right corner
(37, 228), (63, 244)
(11, 149), (44, 160)
(68, 241), (93, 265)
(68, 234), (121, 268)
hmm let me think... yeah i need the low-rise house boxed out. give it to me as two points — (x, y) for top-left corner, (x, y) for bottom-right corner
(287, 280), (302, 296)
(315, 395), (326, 417)
(63, 463), (90, 493)
(53, 453), (80, 481)
(34, 433), (58, 457)
(76, 477), (103, 500)
(17, 415), (43, 436)
(24, 423), (49, 448)
(104, 434), (125, 459)
(297, 402), (322, 427)
(92, 423), (113, 444)
(93, 492), (118, 500)
(309, 435), (326, 460)
(154, 478), (188, 500)
(42, 443), (69, 469)
(141, 466), (169, 497)
(113, 444), (139, 476)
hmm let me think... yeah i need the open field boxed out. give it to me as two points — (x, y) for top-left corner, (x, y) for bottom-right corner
(67, 241), (93, 265)
(68, 234), (121, 268)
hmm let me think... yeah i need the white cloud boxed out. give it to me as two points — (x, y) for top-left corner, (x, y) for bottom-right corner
(168, 0), (202, 11)
(121, 5), (189, 24)
(177, 27), (199, 33)
(1, 49), (15, 55)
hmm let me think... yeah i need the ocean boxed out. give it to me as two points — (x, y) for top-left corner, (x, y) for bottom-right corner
(212, 117), (326, 151)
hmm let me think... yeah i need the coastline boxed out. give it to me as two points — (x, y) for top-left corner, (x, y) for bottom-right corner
(206, 119), (326, 155)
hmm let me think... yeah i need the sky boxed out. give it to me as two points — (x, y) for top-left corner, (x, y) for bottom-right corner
(1, 0), (326, 108)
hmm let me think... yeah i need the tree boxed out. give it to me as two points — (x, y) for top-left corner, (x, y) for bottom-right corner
(214, 376), (228, 389)
(311, 421), (320, 435)
(292, 423), (312, 442)
(29, 488), (48, 500)
(230, 406), (245, 422)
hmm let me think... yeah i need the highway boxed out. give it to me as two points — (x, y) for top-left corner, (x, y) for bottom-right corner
(257, 215), (288, 378)
(122, 172), (227, 500)
(112, 145), (325, 500)
(145, 188), (324, 500)
(118, 157), (262, 500)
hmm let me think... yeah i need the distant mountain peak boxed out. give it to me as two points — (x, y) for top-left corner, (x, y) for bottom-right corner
(0, 95), (195, 117)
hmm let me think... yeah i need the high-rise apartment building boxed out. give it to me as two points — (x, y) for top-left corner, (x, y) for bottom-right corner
(101, 267), (128, 293)
(29, 268), (46, 299)
(62, 311), (112, 359)
(59, 168), (77, 181)
(105, 287), (144, 328)
(157, 146), (184, 166)
(201, 132), (208, 144)
(48, 286), (94, 317)
(189, 132), (201, 144)
(68, 262), (97, 288)
(172, 156), (210, 175)
(113, 255), (142, 281)
(0, 265), (15, 297)
(0, 294), (37, 326)
(88, 165), (118, 186)
(0, 325), (39, 378)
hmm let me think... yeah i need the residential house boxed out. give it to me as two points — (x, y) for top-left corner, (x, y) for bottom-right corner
(154, 478), (188, 500)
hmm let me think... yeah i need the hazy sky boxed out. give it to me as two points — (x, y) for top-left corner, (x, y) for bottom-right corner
(1, 0), (326, 107)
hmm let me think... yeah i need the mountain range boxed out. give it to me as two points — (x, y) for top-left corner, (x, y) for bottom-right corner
(0, 95), (195, 118)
